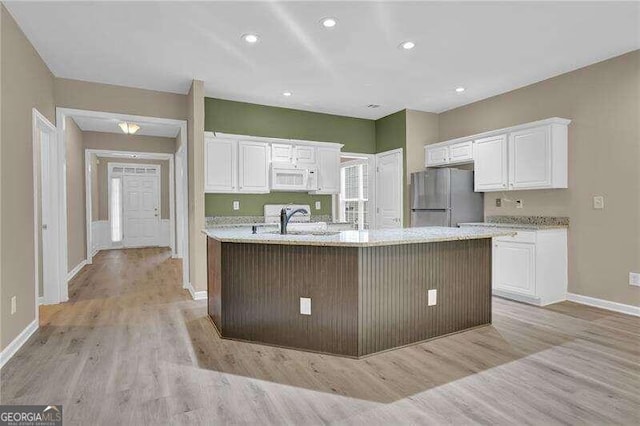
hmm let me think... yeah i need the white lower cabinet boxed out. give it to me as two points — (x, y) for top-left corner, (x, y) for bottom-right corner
(461, 226), (568, 306)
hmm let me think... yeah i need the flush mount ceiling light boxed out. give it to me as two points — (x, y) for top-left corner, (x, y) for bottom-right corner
(119, 122), (140, 135)
(283, 91), (292, 97)
(320, 17), (337, 28)
(455, 87), (466, 93)
(399, 41), (415, 50)
(242, 33), (259, 44)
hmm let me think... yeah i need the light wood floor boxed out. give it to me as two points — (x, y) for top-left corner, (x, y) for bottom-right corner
(1, 248), (639, 425)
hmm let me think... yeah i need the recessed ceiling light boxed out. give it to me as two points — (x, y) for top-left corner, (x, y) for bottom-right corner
(119, 122), (140, 135)
(283, 91), (292, 97)
(400, 41), (415, 50)
(242, 33), (259, 44)
(320, 17), (337, 28)
(455, 87), (466, 93)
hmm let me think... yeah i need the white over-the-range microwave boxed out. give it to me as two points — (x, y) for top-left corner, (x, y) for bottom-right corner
(270, 162), (318, 192)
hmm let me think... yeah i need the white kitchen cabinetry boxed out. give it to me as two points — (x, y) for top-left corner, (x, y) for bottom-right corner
(271, 143), (293, 163)
(204, 137), (237, 193)
(425, 140), (473, 167)
(461, 226), (568, 306)
(293, 145), (316, 165)
(314, 148), (340, 194)
(238, 141), (270, 193)
(425, 144), (449, 166)
(449, 140), (474, 163)
(474, 134), (508, 192)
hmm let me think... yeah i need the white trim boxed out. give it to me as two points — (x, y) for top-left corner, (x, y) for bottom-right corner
(67, 259), (87, 283)
(567, 293), (640, 317)
(184, 282), (207, 300)
(0, 319), (38, 369)
(59, 107), (189, 291)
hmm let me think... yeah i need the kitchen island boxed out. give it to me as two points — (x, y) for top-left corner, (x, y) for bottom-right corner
(204, 227), (513, 358)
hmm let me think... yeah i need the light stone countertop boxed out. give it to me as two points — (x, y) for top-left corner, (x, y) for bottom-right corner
(458, 222), (569, 231)
(202, 226), (515, 247)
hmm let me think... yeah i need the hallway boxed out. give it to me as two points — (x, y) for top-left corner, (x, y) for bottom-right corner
(1, 248), (639, 425)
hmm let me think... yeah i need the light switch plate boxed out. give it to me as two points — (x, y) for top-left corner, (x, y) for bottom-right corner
(300, 297), (311, 315)
(495, 198), (502, 207)
(593, 196), (604, 209)
(233, 201), (240, 211)
(516, 199), (523, 209)
(11, 296), (16, 315)
(428, 289), (437, 306)
(630, 272), (640, 287)
(315, 201), (321, 210)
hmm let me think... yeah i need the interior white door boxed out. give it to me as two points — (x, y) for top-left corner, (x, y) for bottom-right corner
(39, 128), (60, 304)
(123, 174), (160, 248)
(375, 149), (403, 228)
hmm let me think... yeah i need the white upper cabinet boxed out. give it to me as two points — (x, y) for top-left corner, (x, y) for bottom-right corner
(271, 143), (293, 163)
(314, 148), (340, 194)
(238, 141), (269, 193)
(293, 145), (316, 165)
(449, 140), (474, 164)
(425, 144), (449, 166)
(205, 137), (237, 193)
(474, 134), (508, 192)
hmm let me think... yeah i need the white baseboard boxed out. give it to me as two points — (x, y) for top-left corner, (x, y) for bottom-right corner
(0, 319), (38, 369)
(567, 293), (640, 317)
(67, 259), (87, 282)
(184, 281), (207, 300)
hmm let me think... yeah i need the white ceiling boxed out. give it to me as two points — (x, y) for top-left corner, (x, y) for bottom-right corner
(6, 1), (639, 119)
(72, 115), (180, 138)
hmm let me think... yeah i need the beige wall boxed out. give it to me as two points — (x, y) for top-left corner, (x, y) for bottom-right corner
(83, 131), (176, 154)
(1, 5), (55, 351)
(66, 117), (85, 272)
(438, 50), (640, 306)
(54, 78), (187, 120)
(187, 81), (207, 291)
(406, 110), (439, 222)
(95, 157), (171, 220)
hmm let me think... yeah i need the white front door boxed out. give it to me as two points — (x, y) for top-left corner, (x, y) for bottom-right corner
(375, 149), (403, 229)
(123, 173), (160, 248)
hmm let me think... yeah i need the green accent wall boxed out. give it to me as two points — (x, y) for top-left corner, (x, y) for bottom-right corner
(375, 110), (410, 225)
(204, 98), (377, 217)
(205, 193), (331, 216)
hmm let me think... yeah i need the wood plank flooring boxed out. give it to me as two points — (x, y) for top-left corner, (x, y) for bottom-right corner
(1, 247), (639, 425)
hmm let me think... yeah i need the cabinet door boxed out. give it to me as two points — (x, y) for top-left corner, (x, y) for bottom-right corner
(508, 126), (552, 190)
(425, 144), (449, 167)
(493, 241), (536, 296)
(449, 140), (473, 164)
(315, 148), (340, 194)
(271, 143), (293, 163)
(474, 134), (508, 192)
(205, 138), (237, 193)
(294, 146), (316, 165)
(238, 141), (269, 193)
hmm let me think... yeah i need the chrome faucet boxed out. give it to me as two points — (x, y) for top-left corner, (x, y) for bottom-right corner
(280, 207), (308, 235)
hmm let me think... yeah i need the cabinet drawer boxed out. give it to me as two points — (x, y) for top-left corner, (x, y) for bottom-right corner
(494, 230), (536, 244)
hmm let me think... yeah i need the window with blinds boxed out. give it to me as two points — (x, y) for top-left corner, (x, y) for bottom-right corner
(339, 162), (369, 230)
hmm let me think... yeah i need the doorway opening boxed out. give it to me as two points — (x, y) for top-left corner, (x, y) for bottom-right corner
(336, 153), (375, 230)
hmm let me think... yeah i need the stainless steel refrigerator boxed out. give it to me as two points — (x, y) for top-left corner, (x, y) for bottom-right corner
(410, 168), (484, 227)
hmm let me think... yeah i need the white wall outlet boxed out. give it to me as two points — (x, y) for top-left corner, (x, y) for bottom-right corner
(233, 200), (240, 211)
(495, 198), (502, 207)
(515, 199), (523, 209)
(300, 297), (311, 315)
(10, 296), (16, 315)
(593, 196), (604, 210)
(315, 201), (321, 210)
(630, 272), (640, 287)
(428, 289), (437, 306)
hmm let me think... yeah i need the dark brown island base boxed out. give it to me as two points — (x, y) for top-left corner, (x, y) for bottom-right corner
(204, 227), (514, 358)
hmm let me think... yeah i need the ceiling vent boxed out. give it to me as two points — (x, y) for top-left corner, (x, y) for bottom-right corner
(367, 104), (380, 109)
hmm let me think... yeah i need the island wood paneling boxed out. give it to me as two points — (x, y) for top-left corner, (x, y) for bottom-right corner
(209, 238), (492, 357)
(220, 243), (360, 356)
(358, 239), (492, 356)
(207, 237), (222, 330)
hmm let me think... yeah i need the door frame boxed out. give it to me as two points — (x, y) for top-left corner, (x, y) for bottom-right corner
(107, 162), (163, 249)
(32, 108), (62, 307)
(57, 107), (189, 298)
(375, 148), (404, 228)
(333, 152), (377, 229)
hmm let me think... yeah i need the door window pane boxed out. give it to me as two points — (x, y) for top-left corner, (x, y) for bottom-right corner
(339, 162), (369, 230)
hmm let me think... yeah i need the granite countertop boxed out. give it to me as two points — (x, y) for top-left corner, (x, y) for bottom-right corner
(206, 221), (353, 229)
(458, 222), (568, 230)
(202, 226), (515, 247)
